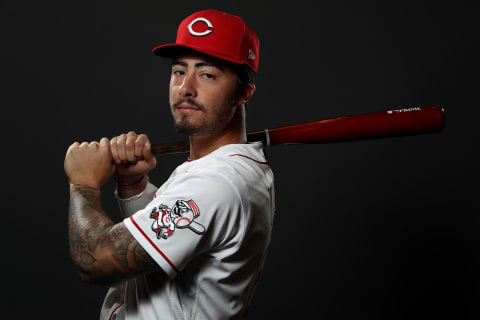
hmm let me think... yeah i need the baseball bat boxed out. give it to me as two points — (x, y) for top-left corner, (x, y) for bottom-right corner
(150, 106), (445, 155)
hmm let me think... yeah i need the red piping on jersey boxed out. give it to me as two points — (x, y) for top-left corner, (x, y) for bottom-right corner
(229, 154), (269, 165)
(129, 216), (180, 273)
(108, 301), (124, 320)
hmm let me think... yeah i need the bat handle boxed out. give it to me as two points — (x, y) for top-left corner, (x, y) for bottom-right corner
(151, 141), (190, 155)
(246, 129), (270, 146)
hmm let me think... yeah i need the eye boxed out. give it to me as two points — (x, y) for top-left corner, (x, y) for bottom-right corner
(201, 73), (215, 79)
(172, 69), (185, 76)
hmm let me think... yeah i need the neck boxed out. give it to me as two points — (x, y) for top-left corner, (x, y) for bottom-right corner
(188, 106), (246, 160)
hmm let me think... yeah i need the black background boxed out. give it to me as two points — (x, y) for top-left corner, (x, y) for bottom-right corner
(1, 0), (478, 319)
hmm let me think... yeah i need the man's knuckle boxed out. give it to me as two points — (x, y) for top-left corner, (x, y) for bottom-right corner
(135, 138), (144, 147)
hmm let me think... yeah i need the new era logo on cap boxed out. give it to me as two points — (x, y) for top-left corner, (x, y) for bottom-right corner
(152, 9), (260, 73)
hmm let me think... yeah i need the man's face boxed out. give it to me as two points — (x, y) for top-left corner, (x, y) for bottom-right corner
(169, 52), (240, 136)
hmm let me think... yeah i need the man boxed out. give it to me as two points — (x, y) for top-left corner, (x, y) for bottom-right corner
(64, 9), (275, 319)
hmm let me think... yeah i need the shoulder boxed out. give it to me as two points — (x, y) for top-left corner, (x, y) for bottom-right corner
(161, 142), (272, 208)
(164, 167), (241, 204)
(199, 142), (271, 181)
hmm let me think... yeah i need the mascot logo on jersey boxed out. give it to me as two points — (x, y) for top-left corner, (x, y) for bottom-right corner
(150, 200), (206, 240)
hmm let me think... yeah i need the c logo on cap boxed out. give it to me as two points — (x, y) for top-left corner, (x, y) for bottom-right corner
(187, 17), (213, 37)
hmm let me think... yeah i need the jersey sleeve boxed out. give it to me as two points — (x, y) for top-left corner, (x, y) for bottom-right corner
(123, 170), (244, 278)
(115, 181), (158, 218)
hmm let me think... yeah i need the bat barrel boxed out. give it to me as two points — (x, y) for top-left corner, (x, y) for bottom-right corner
(265, 106), (445, 145)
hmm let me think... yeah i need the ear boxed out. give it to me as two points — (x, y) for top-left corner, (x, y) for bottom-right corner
(236, 83), (256, 106)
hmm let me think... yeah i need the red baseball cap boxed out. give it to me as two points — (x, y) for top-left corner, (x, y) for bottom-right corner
(152, 9), (260, 73)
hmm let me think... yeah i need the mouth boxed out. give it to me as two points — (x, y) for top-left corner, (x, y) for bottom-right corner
(174, 102), (203, 114)
(176, 106), (200, 114)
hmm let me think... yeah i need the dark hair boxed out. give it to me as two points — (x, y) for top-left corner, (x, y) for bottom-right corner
(229, 63), (256, 87)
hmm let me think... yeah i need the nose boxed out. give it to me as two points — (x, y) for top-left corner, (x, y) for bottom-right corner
(178, 73), (197, 98)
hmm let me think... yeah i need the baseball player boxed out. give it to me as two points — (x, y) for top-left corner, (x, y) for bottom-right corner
(64, 9), (275, 320)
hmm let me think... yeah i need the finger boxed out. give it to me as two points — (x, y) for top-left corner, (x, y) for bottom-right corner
(134, 134), (150, 159)
(125, 131), (138, 162)
(116, 134), (128, 163)
(65, 142), (79, 160)
(110, 136), (121, 164)
(100, 137), (114, 163)
(142, 142), (157, 168)
(67, 141), (80, 152)
(100, 137), (110, 148)
(89, 141), (100, 149)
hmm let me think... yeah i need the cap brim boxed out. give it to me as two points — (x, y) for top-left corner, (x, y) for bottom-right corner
(152, 43), (246, 67)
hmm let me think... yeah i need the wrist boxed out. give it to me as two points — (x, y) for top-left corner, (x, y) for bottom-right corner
(69, 184), (102, 203)
(69, 182), (101, 191)
(115, 174), (146, 187)
(116, 175), (149, 199)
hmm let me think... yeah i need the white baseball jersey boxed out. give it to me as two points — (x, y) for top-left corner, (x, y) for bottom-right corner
(100, 142), (275, 320)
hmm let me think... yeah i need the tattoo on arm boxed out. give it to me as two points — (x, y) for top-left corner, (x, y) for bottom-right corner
(69, 184), (157, 284)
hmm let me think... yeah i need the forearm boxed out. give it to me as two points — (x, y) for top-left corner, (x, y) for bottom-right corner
(68, 184), (157, 285)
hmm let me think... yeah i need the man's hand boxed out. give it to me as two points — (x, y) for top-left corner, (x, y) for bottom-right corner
(110, 131), (157, 186)
(64, 137), (116, 189)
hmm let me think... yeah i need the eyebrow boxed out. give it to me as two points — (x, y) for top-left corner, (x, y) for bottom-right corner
(172, 60), (225, 71)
